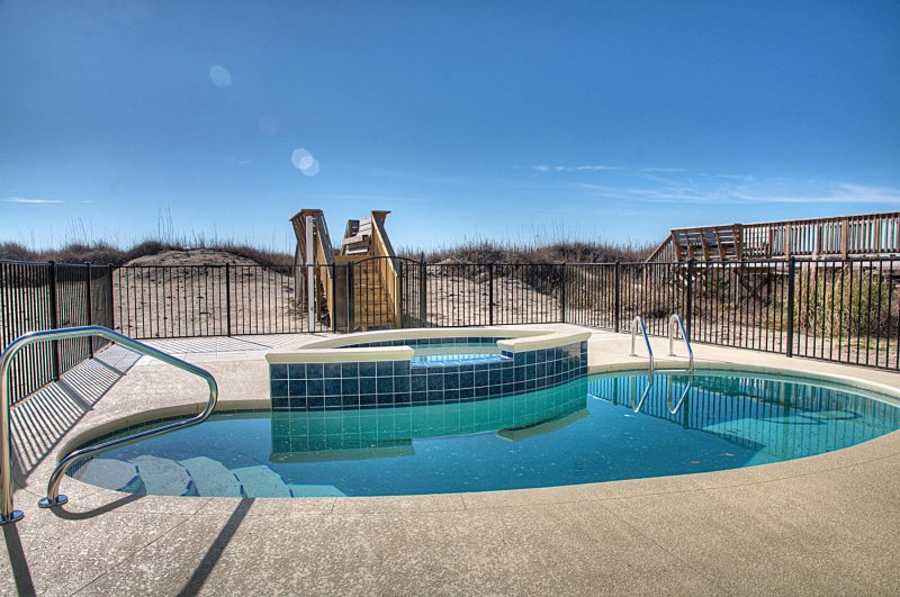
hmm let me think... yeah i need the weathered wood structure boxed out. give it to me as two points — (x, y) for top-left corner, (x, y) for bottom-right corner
(290, 209), (401, 331)
(646, 212), (900, 264)
(643, 211), (900, 303)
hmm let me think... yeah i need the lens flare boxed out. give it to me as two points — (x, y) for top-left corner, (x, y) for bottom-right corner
(291, 148), (320, 177)
(209, 65), (232, 88)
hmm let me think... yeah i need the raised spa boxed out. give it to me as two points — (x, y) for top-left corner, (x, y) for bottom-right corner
(265, 328), (590, 410)
(65, 369), (900, 498)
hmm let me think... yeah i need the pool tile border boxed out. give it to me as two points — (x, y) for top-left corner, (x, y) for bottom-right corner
(269, 340), (588, 410)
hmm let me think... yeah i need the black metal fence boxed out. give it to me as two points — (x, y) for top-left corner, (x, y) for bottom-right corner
(3, 256), (899, 402)
(0, 261), (114, 403)
(567, 258), (900, 370)
(81, 257), (900, 371)
(112, 264), (308, 338)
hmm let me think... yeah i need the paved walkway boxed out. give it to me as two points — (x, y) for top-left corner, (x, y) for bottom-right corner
(3, 325), (900, 595)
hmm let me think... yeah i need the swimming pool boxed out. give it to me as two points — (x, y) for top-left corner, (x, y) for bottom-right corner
(65, 369), (900, 497)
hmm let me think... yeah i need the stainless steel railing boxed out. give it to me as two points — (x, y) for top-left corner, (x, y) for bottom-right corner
(667, 314), (695, 374)
(666, 314), (695, 414)
(629, 315), (655, 378)
(1, 326), (218, 525)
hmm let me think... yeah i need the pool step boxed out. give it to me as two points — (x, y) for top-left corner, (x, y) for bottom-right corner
(131, 455), (193, 496)
(233, 465), (293, 498)
(287, 484), (347, 497)
(72, 458), (140, 491)
(179, 457), (244, 497)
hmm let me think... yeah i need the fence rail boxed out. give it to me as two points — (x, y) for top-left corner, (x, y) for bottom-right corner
(3, 256), (900, 403)
(0, 261), (114, 403)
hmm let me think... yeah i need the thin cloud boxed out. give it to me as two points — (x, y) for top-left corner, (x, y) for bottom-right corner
(578, 178), (900, 206)
(734, 183), (900, 205)
(4, 197), (65, 204)
(534, 164), (685, 174)
(315, 193), (432, 204)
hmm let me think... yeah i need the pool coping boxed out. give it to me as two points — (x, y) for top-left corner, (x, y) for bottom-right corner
(9, 326), (900, 595)
(265, 327), (592, 363)
(48, 356), (900, 492)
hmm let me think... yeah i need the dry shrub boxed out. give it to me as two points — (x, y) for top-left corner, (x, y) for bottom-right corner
(0, 239), (292, 268)
(797, 266), (897, 338)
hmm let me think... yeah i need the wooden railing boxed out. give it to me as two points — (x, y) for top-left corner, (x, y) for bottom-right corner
(648, 211), (900, 263)
(742, 212), (900, 259)
(312, 212), (337, 328)
(289, 208), (337, 328)
(369, 211), (402, 327)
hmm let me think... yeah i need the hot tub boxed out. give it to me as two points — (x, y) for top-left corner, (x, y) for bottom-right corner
(265, 328), (590, 410)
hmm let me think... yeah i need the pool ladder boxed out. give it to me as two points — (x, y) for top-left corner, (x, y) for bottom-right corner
(1, 326), (218, 526)
(629, 314), (695, 414)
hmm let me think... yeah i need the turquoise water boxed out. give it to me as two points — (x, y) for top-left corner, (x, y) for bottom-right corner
(68, 371), (900, 497)
(409, 343), (508, 365)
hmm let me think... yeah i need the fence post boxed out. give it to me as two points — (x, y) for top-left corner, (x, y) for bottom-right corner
(225, 263), (232, 336)
(48, 261), (60, 380)
(347, 263), (355, 332)
(331, 263), (338, 333)
(614, 261), (621, 333)
(85, 263), (94, 358)
(786, 257), (796, 358)
(419, 260), (427, 327)
(107, 264), (115, 332)
(559, 263), (567, 323)
(396, 261), (404, 330)
(488, 264), (495, 326)
(685, 260), (693, 339)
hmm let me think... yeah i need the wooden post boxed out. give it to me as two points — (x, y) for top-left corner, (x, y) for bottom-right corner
(784, 223), (792, 259)
(840, 218), (849, 259)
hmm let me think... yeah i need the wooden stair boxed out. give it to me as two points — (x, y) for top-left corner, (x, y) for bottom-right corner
(291, 208), (400, 331)
(351, 261), (395, 330)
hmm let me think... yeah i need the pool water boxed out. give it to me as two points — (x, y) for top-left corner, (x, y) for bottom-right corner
(68, 371), (900, 497)
(410, 343), (508, 366)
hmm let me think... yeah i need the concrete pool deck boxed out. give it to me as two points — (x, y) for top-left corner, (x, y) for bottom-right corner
(2, 324), (900, 595)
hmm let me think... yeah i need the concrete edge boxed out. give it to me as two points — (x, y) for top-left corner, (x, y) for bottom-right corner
(497, 330), (591, 353)
(266, 346), (415, 364)
(267, 327), (588, 363)
(301, 326), (544, 349)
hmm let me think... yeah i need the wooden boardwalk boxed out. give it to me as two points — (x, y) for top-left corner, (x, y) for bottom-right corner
(646, 211), (900, 263)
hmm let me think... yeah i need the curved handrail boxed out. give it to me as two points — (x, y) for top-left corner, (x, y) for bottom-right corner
(0, 326), (217, 524)
(629, 316), (655, 378)
(630, 373), (655, 413)
(666, 374), (694, 415)
(667, 314), (695, 373)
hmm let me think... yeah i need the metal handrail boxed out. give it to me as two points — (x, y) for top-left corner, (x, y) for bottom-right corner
(630, 373), (655, 413)
(666, 374), (694, 415)
(0, 326), (218, 525)
(667, 314), (695, 373)
(629, 316), (655, 378)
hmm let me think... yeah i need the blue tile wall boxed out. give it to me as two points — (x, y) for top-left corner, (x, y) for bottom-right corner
(270, 340), (588, 411)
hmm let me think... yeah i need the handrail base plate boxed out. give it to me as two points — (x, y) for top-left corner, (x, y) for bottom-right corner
(0, 510), (24, 525)
(38, 495), (68, 509)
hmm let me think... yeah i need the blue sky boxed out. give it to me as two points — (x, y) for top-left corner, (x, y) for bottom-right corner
(1, 0), (899, 252)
